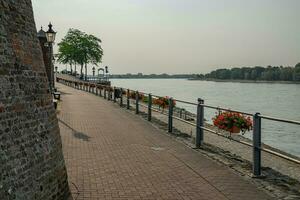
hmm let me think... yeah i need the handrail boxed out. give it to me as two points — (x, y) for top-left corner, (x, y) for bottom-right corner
(202, 104), (253, 116)
(173, 99), (198, 106)
(259, 115), (300, 125)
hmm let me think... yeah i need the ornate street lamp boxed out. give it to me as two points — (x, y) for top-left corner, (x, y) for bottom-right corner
(92, 66), (95, 77)
(105, 66), (109, 81)
(45, 23), (56, 92)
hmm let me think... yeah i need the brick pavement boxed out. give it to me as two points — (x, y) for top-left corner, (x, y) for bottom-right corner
(57, 82), (272, 200)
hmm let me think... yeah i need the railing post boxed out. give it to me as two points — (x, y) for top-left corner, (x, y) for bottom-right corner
(135, 91), (139, 114)
(196, 98), (204, 148)
(127, 89), (130, 109)
(148, 94), (152, 121)
(168, 98), (174, 133)
(108, 90), (111, 101)
(253, 113), (262, 177)
(120, 88), (123, 107)
(113, 87), (116, 102)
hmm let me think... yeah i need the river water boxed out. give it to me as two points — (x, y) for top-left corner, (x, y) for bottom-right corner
(111, 79), (300, 157)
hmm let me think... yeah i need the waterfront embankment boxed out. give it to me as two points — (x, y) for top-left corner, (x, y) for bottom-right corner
(56, 82), (273, 200)
(56, 74), (300, 199)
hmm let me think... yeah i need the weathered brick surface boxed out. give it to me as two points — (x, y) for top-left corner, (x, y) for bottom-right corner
(0, 1), (70, 199)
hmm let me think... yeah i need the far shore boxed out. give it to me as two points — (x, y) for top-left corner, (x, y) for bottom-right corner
(188, 78), (300, 84)
(110, 77), (300, 84)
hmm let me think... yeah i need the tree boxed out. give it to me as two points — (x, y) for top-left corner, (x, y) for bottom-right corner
(57, 29), (103, 80)
(200, 65), (299, 82)
(57, 39), (76, 74)
(294, 63), (300, 81)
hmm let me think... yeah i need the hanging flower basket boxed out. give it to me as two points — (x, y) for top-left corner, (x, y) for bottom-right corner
(128, 91), (144, 100)
(212, 111), (252, 134)
(231, 126), (241, 134)
(152, 96), (176, 109)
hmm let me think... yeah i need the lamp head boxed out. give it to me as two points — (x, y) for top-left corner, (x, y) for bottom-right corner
(46, 22), (56, 43)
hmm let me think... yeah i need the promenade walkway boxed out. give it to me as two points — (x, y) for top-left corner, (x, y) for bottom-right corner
(57, 82), (271, 200)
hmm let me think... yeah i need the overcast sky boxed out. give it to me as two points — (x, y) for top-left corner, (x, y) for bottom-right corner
(32, 0), (300, 74)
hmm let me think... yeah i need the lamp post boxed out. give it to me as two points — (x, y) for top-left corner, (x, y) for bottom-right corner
(105, 66), (109, 81)
(45, 22), (56, 92)
(92, 66), (95, 77)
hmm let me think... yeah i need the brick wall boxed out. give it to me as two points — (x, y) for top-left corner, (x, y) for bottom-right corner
(0, 0), (70, 199)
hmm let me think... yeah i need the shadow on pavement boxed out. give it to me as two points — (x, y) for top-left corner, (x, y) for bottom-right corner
(58, 119), (91, 142)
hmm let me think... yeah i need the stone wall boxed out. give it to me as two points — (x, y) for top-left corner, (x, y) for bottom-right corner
(37, 29), (51, 86)
(0, 0), (70, 199)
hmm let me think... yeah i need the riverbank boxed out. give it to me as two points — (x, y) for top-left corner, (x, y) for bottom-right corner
(187, 78), (300, 84)
(56, 77), (300, 199)
(188, 78), (300, 84)
(57, 82), (273, 200)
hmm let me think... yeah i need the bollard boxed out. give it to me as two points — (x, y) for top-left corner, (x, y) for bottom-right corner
(127, 89), (130, 109)
(148, 94), (152, 121)
(120, 88), (123, 107)
(104, 89), (106, 99)
(113, 87), (116, 102)
(168, 98), (174, 133)
(253, 113), (262, 177)
(135, 91), (139, 114)
(196, 98), (204, 148)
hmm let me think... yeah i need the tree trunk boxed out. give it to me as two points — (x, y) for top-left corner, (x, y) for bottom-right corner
(74, 63), (77, 77)
(80, 64), (83, 80)
(85, 63), (87, 81)
(70, 63), (73, 75)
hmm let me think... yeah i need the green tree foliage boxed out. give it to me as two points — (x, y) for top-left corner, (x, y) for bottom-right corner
(294, 63), (300, 81)
(57, 29), (103, 80)
(198, 64), (300, 82)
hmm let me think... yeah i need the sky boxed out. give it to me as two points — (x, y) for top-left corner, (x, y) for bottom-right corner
(32, 0), (300, 74)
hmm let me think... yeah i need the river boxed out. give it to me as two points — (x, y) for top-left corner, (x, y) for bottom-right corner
(111, 79), (300, 157)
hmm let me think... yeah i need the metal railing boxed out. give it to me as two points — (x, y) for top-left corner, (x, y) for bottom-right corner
(56, 76), (300, 177)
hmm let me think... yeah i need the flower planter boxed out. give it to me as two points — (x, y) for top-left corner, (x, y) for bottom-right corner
(231, 126), (241, 134)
